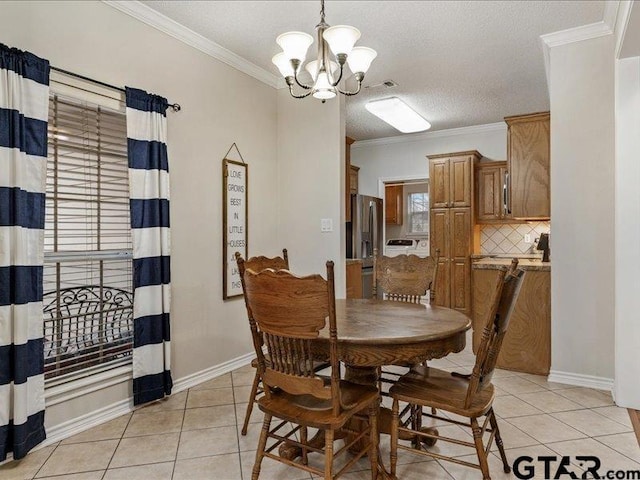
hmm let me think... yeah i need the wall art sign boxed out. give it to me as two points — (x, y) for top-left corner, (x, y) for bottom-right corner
(222, 157), (247, 299)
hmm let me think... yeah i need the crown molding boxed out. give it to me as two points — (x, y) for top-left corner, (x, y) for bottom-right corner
(613, 1), (635, 59)
(350, 122), (506, 149)
(540, 20), (613, 49)
(102, 0), (280, 89)
(540, 20), (614, 89)
(604, 0), (622, 31)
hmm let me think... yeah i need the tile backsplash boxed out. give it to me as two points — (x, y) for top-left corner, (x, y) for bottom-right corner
(480, 222), (550, 255)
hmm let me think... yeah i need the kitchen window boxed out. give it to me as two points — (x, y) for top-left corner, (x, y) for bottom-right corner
(408, 192), (429, 234)
(44, 93), (133, 388)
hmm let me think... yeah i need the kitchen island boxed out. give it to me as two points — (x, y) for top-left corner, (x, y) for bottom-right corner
(472, 257), (551, 375)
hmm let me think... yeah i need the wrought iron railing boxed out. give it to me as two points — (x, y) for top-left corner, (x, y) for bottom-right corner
(43, 285), (133, 380)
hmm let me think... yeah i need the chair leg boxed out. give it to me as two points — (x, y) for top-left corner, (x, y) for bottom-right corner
(300, 426), (308, 466)
(252, 413), (272, 480)
(489, 408), (511, 473)
(390, 398), (399, 479)
(410, 404), (422, 449)
(241, 369), (262, 435)
(324, 429), (334, 480)
(368, 403), (379, 480)
(471, 417), (491, 480)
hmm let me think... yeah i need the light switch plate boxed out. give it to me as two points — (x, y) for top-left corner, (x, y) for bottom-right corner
(321, 218), (333, 233)
(524, 233), (532, 243)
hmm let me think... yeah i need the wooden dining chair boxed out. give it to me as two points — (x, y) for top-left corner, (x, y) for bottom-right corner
(241, 261), (380, 480)
(235, 250), (329, 436)
(372, 250), (438, 303)
(372, 250), (438, 397)
(389, 259), (524, 480)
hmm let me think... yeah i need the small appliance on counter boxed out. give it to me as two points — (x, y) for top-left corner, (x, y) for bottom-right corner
(537, 233), (550, 262)
(384, 238), (430, 258)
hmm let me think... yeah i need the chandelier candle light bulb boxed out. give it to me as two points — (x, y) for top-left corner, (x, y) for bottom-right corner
(272, 0), (376, 101)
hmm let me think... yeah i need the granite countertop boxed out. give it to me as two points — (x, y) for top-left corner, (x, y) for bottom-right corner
(471, 253), (542, 259)
(472, 257), (551, 271)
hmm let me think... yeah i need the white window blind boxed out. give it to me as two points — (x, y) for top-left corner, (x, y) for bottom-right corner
(43, 94), (133, 384)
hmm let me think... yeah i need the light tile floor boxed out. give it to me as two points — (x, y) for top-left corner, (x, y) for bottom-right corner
(2, 339), (639, 480)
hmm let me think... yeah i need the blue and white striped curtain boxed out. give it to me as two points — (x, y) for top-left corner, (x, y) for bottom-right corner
(126, 87), (172, 405)
(0, 44), (49, 460)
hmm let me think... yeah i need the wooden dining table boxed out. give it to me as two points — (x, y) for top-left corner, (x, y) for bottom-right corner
(280, 298), (471, 471)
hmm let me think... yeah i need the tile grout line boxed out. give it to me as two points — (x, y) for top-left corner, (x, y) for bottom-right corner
(230, 371), (246, 480)
(31, 441), (61, 480)
(591, 436), (640, 466)
(170, 392), (188, 480)
(102, 410), (135, 478)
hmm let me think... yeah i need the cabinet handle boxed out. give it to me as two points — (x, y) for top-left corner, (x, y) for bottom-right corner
(505, 172), (511, 215)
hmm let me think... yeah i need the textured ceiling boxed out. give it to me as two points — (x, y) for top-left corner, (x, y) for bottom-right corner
(141, 1), (604, 140)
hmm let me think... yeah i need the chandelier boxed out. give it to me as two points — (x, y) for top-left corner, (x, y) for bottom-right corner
(272, 0), (377, 101)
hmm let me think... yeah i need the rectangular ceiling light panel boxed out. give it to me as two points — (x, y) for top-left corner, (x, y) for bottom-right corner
(365, 97), (431, 133)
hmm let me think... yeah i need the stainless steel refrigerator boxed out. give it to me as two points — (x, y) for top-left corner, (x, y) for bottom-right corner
(346, 194), (383, 298)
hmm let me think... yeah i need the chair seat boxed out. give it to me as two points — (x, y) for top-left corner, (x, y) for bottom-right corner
(390, 365), (494, 418)
(257, 380), (378, 429)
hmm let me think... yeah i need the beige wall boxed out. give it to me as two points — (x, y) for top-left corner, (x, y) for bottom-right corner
(0, 1), (280, 430)
(549, 35), (616, 381)
(614, 56), (640, 408)
(276, 90), (347, 295)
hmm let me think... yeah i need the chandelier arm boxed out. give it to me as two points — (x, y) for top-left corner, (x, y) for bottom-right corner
(329, 63), (345, 87)
(337, 72), (365, 96)
(337, 79), (363, 96)
(290, 59), (313, 90)
(293, 70), (313, 90)
(288, 83), (313, 99)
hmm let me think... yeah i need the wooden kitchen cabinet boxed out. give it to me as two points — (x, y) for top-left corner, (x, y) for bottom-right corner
(505, 112), (550, 220)
(345, 136), (356, 222)
(385, 184), (403, 225)
(428, 151), (481, 316)
(349, 165), (359, 195)
(346, 260), (363, 299)
(429, 154), (473, 208)
(472, 266), (551, 375)
(430, 208), (451, 306)
(476, 161), (513, 223)
(429, 158), (450, 208)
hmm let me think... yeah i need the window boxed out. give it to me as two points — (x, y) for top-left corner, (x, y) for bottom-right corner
(408, 192), (429, 234)
(44, 94), (132, 384)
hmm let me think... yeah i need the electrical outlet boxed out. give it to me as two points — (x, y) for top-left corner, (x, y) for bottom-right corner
(524, 233), (532, 243)
(321, 218), (333, 233)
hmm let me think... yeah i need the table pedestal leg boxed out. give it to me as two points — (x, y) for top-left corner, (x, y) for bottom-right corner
(278, 365), (438, 473)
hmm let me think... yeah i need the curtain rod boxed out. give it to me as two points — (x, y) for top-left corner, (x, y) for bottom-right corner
(50, 66), (181, 112)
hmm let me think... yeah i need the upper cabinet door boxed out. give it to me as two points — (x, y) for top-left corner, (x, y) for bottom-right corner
(385, 184), (403, 225)
(477, 165), (502, 221)
(506, 112), (550, 219)
(429, 158), (450, 208)
(449, 156), (472, 207)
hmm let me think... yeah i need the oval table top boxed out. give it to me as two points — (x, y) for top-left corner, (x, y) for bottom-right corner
(315, 299), (471, 367)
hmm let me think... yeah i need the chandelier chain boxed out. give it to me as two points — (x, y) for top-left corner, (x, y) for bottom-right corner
(320, 0), (325, 23)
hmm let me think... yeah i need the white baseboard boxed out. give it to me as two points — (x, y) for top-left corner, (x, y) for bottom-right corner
(172, 351), (255, 393)
(36, 351), (255, 451)
(43, 396), (134, 447)
(548, 370), (614, 392)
